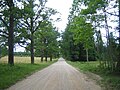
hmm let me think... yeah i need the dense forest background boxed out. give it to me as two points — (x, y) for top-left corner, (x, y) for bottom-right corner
(61, 0), (120, 73)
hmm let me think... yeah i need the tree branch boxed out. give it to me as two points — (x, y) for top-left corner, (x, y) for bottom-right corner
(0, 33), (8, 38)
(0, 29), (8, 35)
(18, 43), (26, 48)
(0, 16), (9, 30)
(33, 21), (42, 33)
(106, 12), (119, 17)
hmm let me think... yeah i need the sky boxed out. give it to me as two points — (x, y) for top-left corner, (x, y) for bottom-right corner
(15, 0), (73, 52)
(46, 0), (73, 32)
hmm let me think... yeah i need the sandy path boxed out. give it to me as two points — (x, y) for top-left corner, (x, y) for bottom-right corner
(6, 58), (101, 90)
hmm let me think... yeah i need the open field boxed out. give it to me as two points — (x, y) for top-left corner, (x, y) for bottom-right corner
(0, 56), (57, 89)
(0, 56), (54, 64)
(67, 61), (120, 90)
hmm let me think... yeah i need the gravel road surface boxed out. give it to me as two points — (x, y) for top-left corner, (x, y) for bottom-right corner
(7, 58), (101, 90)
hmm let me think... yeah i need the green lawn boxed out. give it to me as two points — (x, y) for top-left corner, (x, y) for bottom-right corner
(0, 56), (57, 89)
(67, 61), (120, 90)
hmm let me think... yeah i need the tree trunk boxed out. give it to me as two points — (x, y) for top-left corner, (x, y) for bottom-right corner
(86, 48), (89, 62)
(45, 56), (47, 62)
(119, 0), (120, 56)
(31, 33), (34, 64)
(50, 56), (52, 61)
(30, 12), (34, 64)
(116, 0), (120, 71)
(41, 56), (43, 62)
(8, 0), (14, 65)
(41, 50), (44, 62)
(103, 6), (112, 69)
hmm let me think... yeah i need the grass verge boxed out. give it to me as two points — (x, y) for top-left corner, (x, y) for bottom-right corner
(67, 61), (120, 90)
(0, 60), (57, 89)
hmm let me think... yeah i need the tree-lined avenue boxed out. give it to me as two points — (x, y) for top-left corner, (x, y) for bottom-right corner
(7, 58), (101, 90)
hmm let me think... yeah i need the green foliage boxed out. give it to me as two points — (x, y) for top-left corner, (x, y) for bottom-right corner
(17, 0), (59, 63)
(34, 21), (60, 58)
(0, 0), (59, 64)
(0, 46), (8, 57)
(62, 14), (95, 61)
(14, 52), (31, 57)
(72, 16), (94, 49)
(61, 27), (73, 60)
(61, 23), (95, 61)
(67, 0), (120, 72)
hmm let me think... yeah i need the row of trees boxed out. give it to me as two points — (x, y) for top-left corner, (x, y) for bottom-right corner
(0, 0), (60, 65)
(61, 0), (120, 72)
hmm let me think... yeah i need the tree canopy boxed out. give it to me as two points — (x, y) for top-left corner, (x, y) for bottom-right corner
(61, 0), (120, 72)
(0, 0), (60, 65)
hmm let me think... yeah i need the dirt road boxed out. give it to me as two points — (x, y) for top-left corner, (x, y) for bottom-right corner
(7, 58), (101, 90)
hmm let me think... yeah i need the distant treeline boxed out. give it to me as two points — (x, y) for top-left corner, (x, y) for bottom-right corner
(14, 52), (31, 57)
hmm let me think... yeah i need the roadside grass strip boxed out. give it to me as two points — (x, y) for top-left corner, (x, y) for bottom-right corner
(67, 61), (120, 90)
